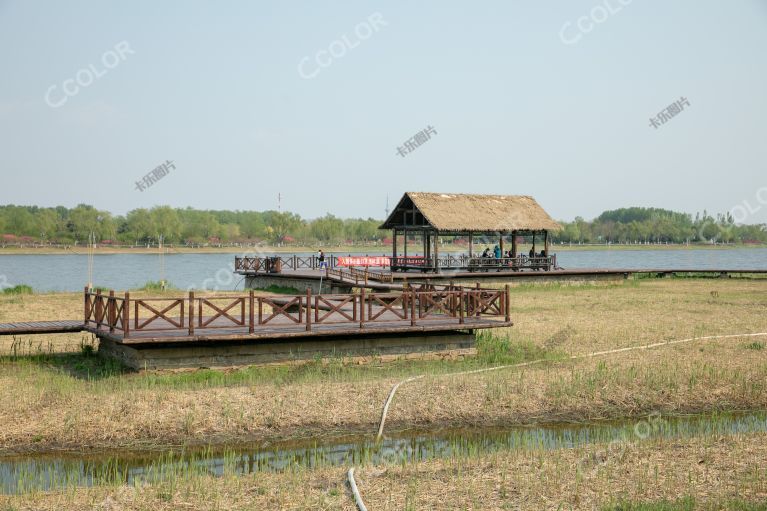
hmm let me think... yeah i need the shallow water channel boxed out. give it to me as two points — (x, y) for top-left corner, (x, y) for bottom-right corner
(2, 411), (765, 494)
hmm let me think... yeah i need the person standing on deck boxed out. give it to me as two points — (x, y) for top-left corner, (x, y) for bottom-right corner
(493, 244), (501, 260)
(318, 249), (327, 269)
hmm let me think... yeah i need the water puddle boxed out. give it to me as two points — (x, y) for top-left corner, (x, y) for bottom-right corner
(2, 410), (765, 494)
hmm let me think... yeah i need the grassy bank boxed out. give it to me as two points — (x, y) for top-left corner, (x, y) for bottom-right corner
(0, 279), (765, 455)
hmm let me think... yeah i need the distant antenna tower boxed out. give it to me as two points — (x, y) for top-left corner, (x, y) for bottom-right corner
(385, 194), (390, 218)
(278, 192), (282, 212)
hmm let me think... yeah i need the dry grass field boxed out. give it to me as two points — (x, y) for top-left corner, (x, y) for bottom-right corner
(1, 277), (766, 509)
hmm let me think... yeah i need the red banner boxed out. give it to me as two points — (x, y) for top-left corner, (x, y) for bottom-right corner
(336, 256), (390, 267)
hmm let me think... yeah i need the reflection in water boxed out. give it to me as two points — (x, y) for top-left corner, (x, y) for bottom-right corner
(2, 411), (765, 494)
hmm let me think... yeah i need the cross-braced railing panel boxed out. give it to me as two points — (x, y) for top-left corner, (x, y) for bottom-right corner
(258, 296), (303, 325)
(417, 291), (459, 319)
(314, 294), (357, 324)
(198, 297), (246, 328)
(134, 299), (185, 330)
(367, 292), (408, 321)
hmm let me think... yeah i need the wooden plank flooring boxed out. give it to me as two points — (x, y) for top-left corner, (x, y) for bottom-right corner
(0, 320), (85, 335)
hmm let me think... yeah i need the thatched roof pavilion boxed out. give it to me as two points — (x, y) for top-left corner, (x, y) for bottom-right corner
(380, 192), (561, 272)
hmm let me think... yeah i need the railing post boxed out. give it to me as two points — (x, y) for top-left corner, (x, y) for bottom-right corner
(188, 291), (195, 336)
(359, 288), (365, 328)
(83, 286), (90, 324)
(108, 290), (116, 333)
(95, 289), (103, 327)
(475, 282), (481, 317)
(368, 291), (373, 318)
(123, 292), (130, 337)
(258, 297), (263, 325)
(410, 289), (416, 326)
(459, 289), (464, 324)
(505, 284), (511, 322)
(306, 288), (312, 332)
(248, 290), (255, 334)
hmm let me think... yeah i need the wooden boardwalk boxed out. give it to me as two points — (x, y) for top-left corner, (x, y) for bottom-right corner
(0, 320), (84, 335)
(239, 267), (767, 287)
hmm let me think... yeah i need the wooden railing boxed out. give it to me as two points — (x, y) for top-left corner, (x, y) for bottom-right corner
(236, 254), (558, 274)
(83, 286), (511, 339)
(235, 255), (339, 273)
(84, 288), (130, 335)
(391, 254), (558, 272)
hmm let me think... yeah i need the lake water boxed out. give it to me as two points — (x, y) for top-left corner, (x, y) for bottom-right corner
(0, 248), (766, 292)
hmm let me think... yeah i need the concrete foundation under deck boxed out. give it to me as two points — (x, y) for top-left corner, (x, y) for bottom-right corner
(98, 330), (476, 370)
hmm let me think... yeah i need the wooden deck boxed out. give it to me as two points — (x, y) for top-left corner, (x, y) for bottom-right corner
(0, 320), (84, 335)
(81, 286), (512, 345)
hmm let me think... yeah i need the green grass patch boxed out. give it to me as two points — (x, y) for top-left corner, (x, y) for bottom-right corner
(2, 284), (33, 295)
(136, 280), (174, 292)
(602, 497), (767, 510)
(745, 341), (765, 351)
(475, 330), (561, 365)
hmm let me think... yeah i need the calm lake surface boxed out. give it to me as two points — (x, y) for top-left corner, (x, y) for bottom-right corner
(0, 248), (766, 292)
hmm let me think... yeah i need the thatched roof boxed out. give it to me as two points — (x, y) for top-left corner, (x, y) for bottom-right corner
(380, 192), (562, 232)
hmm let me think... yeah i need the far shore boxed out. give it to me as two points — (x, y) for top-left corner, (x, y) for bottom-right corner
(0, 242), (765, 256)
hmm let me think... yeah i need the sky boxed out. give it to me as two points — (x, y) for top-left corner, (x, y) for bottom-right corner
(1, 0), (766, 224)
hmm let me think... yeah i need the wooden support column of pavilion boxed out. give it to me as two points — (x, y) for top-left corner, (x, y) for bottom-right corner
(511, 231), (517, 258)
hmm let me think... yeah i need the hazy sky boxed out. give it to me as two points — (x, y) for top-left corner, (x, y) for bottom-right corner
(1, 1), (766, 223)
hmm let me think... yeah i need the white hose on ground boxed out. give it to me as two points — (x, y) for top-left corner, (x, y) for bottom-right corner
(375, 331), (767, 440)
(376, 375), (425, 440)
(347, 467), (368, 511)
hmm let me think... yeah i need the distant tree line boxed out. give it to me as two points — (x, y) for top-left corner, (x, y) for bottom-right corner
(0, 205), (383, 246)
(552, 207), (767, 244)
(0, 204), (764, 246)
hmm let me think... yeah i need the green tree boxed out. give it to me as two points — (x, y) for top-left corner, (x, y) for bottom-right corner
(150, 206), (182, 242)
